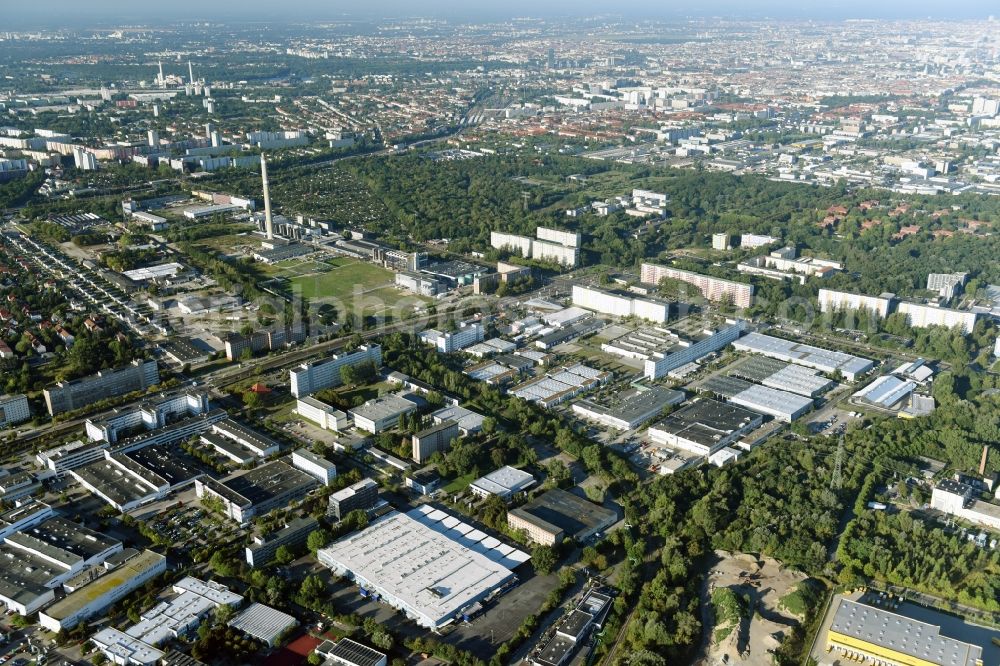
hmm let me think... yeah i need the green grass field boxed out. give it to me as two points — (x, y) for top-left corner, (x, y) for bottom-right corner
(290, 260), (392, 299)
(289, 260), (429, 317)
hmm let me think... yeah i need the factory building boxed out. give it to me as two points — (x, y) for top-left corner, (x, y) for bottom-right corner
(469, 466), (536, 502)
(246, 516), (319, 567)
(930, 479), (1000, 531)
(316, 638), (387, 666)
(0, 500), (54, 541)
(731, 332), (874, 382)
(647, 399), (764, 456)
(572, 386), (685, 431)
(728, 356), (835, 397)
(194, 461), (319, 524)
(825, 598), (983, 666)
(39, 549), (167, 632)
(85, 391), (210, 444)
(508, 489), (618, 546)
(699, 375), (813, 422)
(228, 602), (298, 648)
(430, 405), (485, 435)
(318, 508), (525, 629)
(395, 271), (442, 297)
(852, 375), (917, 410)
(349, 394), (420, 434)
(643, 321), (747, 381)
(289, 345), (382, 398)
(90, 576), (244, 663)
(36, 439), (110, 477)
(0, 516), (124, 615)
(510, 364), (611, 409)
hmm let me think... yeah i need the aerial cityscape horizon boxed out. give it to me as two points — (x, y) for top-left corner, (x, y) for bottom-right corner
(6, 0), (1000, 26)
(0, 3), (997, 666)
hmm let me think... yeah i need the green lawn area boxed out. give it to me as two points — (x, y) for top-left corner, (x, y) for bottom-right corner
(261, 258), (333, 278)
(316, 381), (394, 407)
(290, 260), (393, 299)
(443, 471), (478, 493)
(325, 256), (357, 268)
(191, 229), (259, 252)
(289, 260), (430, 317)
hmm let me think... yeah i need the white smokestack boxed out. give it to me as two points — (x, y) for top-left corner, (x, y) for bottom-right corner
(188, 61), (195, 86)
(261, 153), (274, 240)
(158, 61), (164, 88)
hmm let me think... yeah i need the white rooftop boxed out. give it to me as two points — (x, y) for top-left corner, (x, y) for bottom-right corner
(173, 576), (243, 607)
(432, 405), (485, 433)
(470, 466), (536, 497)
(228, 602), (297, 646)
(854, 375), (916, 408)
(733, 332), (873, 379)
(92, 628), (164, 666)
(122, 262), (185, 281)
(831, 599), (983, 666)
(318, 510), (523, 628)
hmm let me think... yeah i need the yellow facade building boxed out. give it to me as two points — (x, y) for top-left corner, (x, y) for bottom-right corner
(826, 599), (983, 666)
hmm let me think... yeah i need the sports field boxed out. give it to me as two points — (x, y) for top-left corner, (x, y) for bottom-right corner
(289, 260), (392, 299)
(287, 257), (429, 317)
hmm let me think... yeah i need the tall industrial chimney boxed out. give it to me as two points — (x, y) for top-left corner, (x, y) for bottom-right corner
(260, 153), (274, 240)
(158, 61), (165, 88)
(188, 61), (195, 86)
(980, 445), (989, 477)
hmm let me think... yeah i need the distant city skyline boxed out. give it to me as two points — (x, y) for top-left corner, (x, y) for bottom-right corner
(5, 0), (998, 27)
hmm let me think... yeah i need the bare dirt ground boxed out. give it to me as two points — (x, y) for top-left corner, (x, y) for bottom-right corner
(696, 550), (808, 666)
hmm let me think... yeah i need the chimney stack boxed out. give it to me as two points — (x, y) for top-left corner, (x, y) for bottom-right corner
(261, 153), (274, 240)
(980, 445), (989, 477)
(188, 61), (195, 86)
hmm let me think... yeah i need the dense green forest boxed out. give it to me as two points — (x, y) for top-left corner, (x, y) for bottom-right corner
(838, 511), (1000, 611)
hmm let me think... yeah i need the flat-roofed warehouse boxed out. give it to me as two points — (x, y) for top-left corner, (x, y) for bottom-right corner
(4, 516), (122, 575)
(699, 375), (813, 422)
(195, 460), (318, 524)
(647, 398), (763, 456)
(572, 386), (685, 431)
(317, 509), (525, 630)
(508, 488), (618, 546)
(728, 355), (835, 398)
(826, 598), (983, 666)
(731, 332), (873, 382)
(227, 602), (297, 647)
(852, 375), (917, 409)
(39, 549), (167, 632)
(316, 638), (387, 666)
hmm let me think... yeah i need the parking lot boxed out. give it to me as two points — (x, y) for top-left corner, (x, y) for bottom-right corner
(444, 566), (563, 655)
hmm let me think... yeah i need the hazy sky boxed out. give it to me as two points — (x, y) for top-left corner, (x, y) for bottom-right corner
(7, 0), (998, 26)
